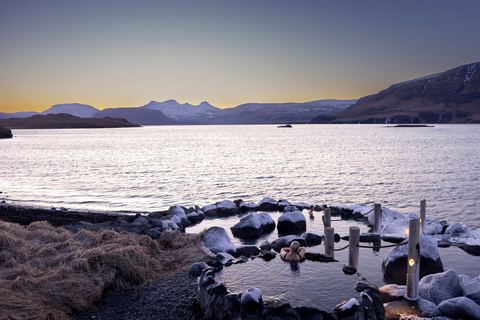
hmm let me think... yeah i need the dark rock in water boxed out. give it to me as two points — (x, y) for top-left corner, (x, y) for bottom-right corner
(304, 252), (337, 262)
(230, 212), (275, 239)
(259, 240), (271, 251)
(258, 198), (278, 211)
(334, 298), (359, 318)
(234, 245), (260, 258)
(203, 226), (236, 255)
(438, 296), (480, 320)
(277, 211), (306, 234)
(206, 260), (224, 272)
(343, 265), (357, 275)
(381, 234), (407, 243)
(341, 233), (381, 242)
(258, 250), (276, 261)
(461, 243), (480, 256)
(301, 232), (323, 246)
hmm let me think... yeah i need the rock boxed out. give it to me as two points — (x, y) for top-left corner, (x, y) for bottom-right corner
(230, 213), (275, 239)
(189, 262), (208, 276)
(234, 245), (260, 258)
(384, 297), (441, 319)
(203, 227), (236, 255)
(304, 252), (336, 262)
(301, 232), (322, 246)
(132, 217), (150, 226)
(271, 235), (307, 252)
(459, 274), (472, 291)
(423, 219), (444, 235)
(277, 211), (306, 234)
(445, 222), (467, 234)
(381, 233), (407, 243)
(258, 197), (278, 211)
(216, 200), (238, 216)
(215, 252), (235, 265)
(0, 126), (13, 139)
(186, 210), (205, 224)
(343, 265), (357, 275)
(232, 256), (249, 264)
(283, 205), (298, 213)
(379, 284), (407, 303)
(233, 199), (249, 212)
(438, 297), (480, 320)
(239, 288), (263, 315)
(258, 250), (276, 261)
(382, 235), (444, 284)
(202, 204), (218, 217)
(167, 205), (187, 219)
(419, 269), (463, 305)
(334, 298), (359, 318)
(277, 199), (291, 211)
(463, 276), (480, 304)
(259, 241), (271, 251)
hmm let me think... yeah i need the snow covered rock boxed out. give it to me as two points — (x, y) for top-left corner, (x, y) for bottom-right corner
(271, 235), (307, 252)
(186, 210), (205, 224)
(258, 197), (278, 211)
(379, 284), (407, 302)
(203, 227), (236, 255)
(202, 204), (218, 217)
(167, 205), (187, 219)
(381, 213), (419, 235)
(438, 297), (480, 320)
(463, 276), (480, 304)
(382, 235), (443, 284)
(230, 213), (275, 239)
(419, 269), (463, 305)
(277, 210), (306, 234)
(367, 206), (405, 227)
(445, 222), (467, 234)
(216, 200), (238, 216)
(334, 298), (359, 318)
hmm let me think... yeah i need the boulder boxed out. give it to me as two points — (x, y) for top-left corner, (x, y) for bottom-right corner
(0, 126), (12, 139)
(438, 297), (480, 320)
(277, 211), (306, 234)
(230, 213), (275, 239)
(203, 227), (236, 255)
(304, 252), (336, 262)
(419, 269), (463, 305)
(445, 222), (467, 234)
(216, 200), (238, 216)
(190, 262), (208, 276)
(464, 276), (480, 304)
(258, 250), (276, 261)
(259, 241), (271, 251)
(186, 210), (205, 224)
(301, 232), (323, 246)
(167, 205), (187, 219)
(382, 235), (443, 284)
(215, 252), (235, 265)
(235, 245), (260, 258)
(379, 284), (407, 303)
(258, 197), (278, 211)
(277, 199), (291, 211)
(203, 204), (218, 217)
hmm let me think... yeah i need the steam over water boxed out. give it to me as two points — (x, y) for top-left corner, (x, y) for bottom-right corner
(1, 124), (479, 229)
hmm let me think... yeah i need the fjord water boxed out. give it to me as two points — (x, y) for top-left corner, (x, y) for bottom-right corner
(1, 124), (479, 228)
(2, 124), (480, 288)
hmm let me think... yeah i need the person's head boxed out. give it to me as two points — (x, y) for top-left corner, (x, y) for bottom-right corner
(290, 241), (300, 254)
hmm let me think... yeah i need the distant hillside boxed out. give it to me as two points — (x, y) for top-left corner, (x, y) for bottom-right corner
(209, 99), (357, 124)
(93, 108), (180, 125)
(42, 103), (99, 118)
(311, 62), (480, 124)
(0, 114), (140, 129)
(0, 111), (38, 119)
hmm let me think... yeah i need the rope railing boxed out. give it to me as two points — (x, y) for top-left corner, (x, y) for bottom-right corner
(333, 244), (349, 251)
(330, 240), (407, 251)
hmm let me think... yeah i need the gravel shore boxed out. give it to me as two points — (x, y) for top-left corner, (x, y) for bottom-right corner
(72, 271), (205, 320)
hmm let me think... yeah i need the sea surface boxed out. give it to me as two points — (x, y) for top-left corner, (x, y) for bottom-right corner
(2, 124), (480, 294)
(1, 124), (479, 228)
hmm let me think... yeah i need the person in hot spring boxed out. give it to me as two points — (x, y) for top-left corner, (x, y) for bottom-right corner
(280, 241), (306, 262)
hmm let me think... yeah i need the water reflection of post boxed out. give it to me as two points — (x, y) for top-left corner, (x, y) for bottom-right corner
(325, 226), (335, 258)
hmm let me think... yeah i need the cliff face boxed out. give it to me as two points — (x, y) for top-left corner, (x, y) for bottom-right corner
(312, 62), (480, 124)
(0, 113), (141, 129)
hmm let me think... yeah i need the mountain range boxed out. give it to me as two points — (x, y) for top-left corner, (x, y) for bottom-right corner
(311, 62), (480, 124)
(2, 61), (479, 125)
(0, 99), (357, 125)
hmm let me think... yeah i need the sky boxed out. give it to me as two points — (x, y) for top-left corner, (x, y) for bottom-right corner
(1, 0), (479, 113)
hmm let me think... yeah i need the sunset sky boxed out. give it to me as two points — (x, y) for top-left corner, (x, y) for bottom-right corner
(1, 0), (479, 113)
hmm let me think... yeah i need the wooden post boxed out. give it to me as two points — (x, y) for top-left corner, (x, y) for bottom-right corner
(374, 203), (382, 233)
(348, 226), (360, 270)
(323, 208), (331, 229)
(325, 227), (334, 258)
(420, 199), (426, 235)
(406, 218), (420, 300)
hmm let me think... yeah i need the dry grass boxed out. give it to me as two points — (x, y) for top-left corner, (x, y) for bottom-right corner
(0, 221), (209, 320)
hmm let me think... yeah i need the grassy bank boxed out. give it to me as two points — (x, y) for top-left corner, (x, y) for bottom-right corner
(0, 220), (209, 320)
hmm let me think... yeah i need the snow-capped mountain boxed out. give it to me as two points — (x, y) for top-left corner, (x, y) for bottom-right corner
(312, 61), (480, 124)
(42, 103), (99, 118)
(140, 100), (222, 122)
